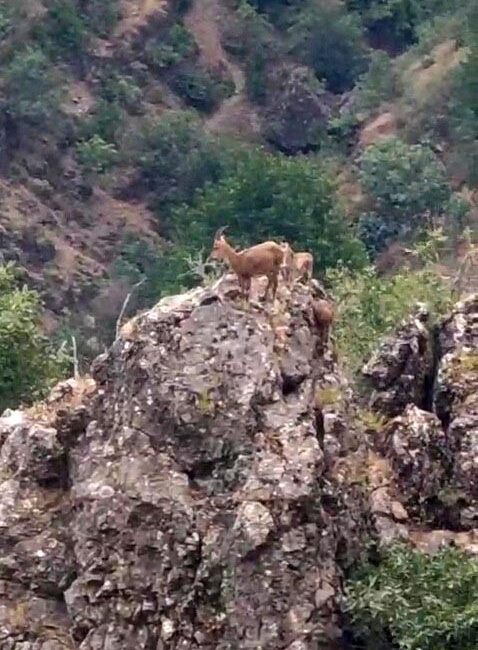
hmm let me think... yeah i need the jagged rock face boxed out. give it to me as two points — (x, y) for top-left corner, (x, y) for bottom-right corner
(66, 278), (368, 649)
(434, 295), (478, 529)
(380, 405), (448, 516)
(362, 304), (433, 416)
(0, 278), (369, 649)
(365, 294), (478, 538)
(263, 64), (335, 154)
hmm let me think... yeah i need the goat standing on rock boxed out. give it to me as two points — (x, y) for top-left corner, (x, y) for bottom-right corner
(209, 227), (284, 301)
(281, 243), (314, 283)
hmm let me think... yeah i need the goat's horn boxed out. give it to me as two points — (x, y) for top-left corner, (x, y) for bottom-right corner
(214, 225), (228, 240)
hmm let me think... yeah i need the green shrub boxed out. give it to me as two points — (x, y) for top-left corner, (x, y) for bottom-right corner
(171, 67), (233, 113)
(83, 0), (119, 36)
(46, 0), (88, 56)
(358, 138), (457, 251)
(172, 148), (368, 273)
(355, 50), (396, 113)
(98, 70), (143, 114)
(0, 6), (11, 40)
(5, 47), (62, 126)
(76, 135), (119, 174)
(78, 98), (124, 144)
(345, 544), (478, 650)
(326, 257), (452, 374)
(288, 0), (369, 92)
(144, 23), (196, 70)
(136, 112), (233, 216)
(0, 264), (68, 410)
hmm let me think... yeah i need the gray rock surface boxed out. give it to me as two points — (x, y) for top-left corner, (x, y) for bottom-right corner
(362, 304), (433, 416)
(0, 277), (369, 649)
(0, 278), (476, 648)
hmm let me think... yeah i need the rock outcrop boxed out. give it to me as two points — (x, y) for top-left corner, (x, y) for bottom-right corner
(362, 304), (433, 416)
(0, 276), (476, 648)
(0, 277), (369, 649)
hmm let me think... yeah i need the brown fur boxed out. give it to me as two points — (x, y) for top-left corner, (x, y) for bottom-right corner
(280, 243), (314, 283)
(311, 299), (334, 346)
(210, 232), (284, 301)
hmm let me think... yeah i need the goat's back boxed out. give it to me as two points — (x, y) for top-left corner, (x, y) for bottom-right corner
(238, 241), (284, 275)
(312, 299), (334, 327)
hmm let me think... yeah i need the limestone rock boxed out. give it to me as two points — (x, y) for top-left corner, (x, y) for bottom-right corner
(362, 304), (433, 416)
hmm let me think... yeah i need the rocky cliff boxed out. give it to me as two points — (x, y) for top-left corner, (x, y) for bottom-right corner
(0, 278), (476, 649)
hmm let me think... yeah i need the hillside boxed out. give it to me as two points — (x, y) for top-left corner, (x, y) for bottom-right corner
(0, 0), (475, 359)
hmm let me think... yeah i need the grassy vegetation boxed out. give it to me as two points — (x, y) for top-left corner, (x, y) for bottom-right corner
(0, 264), (69, 410)
(345, 544), (478, 650)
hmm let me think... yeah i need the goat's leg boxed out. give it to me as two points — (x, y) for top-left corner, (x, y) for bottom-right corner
(271, 271), (279, 300)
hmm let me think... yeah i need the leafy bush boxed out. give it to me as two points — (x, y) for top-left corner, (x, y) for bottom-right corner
(0, 6), (11, 41)
(345, 0), (452, 51)
(135, 112), (234, 217)
(345, 544), (478, 650)
(172, 148), (368, 274)
(5, 47), (62, 126)
(326, 256), (452, 374)
(82, 0), (119, 36)
(113, 236), (191, 303)
(145, 23), (196, 70)
(0, 264), (68, 410)
(171, 67), (233, 113)
(288, 0), (369, 92)
(78, 98), (124, 144)
(355, 50), (396, 113)
(358, 138), (456, 251)
(98, 70), (143, 114)
(46, 0), (87, 56)
(76, 135), (118, 174)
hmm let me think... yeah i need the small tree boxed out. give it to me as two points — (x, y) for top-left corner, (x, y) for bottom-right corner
(0, 265), (67, 410)
(358, 138), (456, 251)
(288, 0), (369, 92)
(5, 47), (62, 126)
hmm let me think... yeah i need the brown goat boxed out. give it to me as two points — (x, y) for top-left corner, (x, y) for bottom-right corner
(280, 243), (314, 283)
(311, 298), (334, 347)
(209, 227), (284, 301)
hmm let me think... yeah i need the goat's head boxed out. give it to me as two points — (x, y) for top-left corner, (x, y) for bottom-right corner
(209, 226), (229, 261)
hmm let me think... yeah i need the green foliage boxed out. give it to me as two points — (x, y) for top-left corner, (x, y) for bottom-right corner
(46, 0), (87, 56)
(145, 23), (196, 70)
(288, 0), (369, 92)
(227, 2), (277, 103)
(345, 544), (478, 650)
(82, 0), (119, 36)
(355, 50), (396, 113)
(449, 3), (478, 184)
(76, 135), (118, 174)
(135, 112), (234, 217)
(327, 257), (452, 374)
(5, 47), (62, 126)
(346, 0), (453, 50)
(0, 6), (11, 41)
(172, 148), (368, 274)
(78, 98), (124, 144)
(0, 265), (68, 410)
(358, 138), (456, 251)
(98, 69), (143, 114)
(171, 67), (234, 113)
(113, 236), (191, 303)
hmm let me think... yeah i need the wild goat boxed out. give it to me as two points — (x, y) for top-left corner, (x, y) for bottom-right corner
(311, 298), (334, 347)
(281, 243), (314, 283)
(209, 227), (284, 301)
